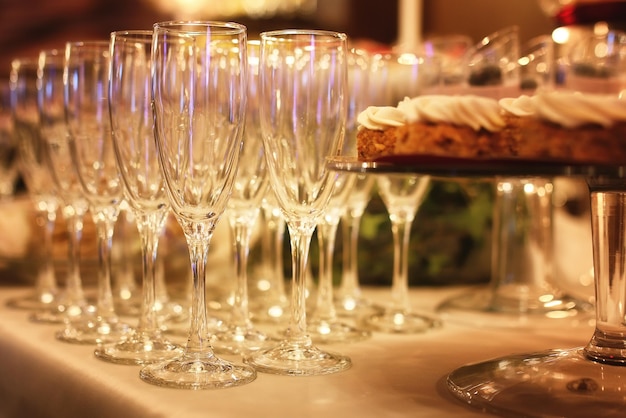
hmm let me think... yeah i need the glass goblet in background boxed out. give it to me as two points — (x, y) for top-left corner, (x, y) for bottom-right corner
(36, 48), (91, 325)
(140, 20), (256, 389)
(244, 29), (352, 376)
(307, 171), (371, 344)
(248, 190), (289, 324)
(366, 174), (440, 333)
(94, 30), (183, 365)
(334, 48), (377, 318)
(7, 57), (60, 315)
(211, 39), (273, 355)
(57, 40), (130, 345)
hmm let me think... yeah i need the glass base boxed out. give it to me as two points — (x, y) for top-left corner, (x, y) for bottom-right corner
(447, 347), (626, 418)
(249, 298), (290, 324)
(334, 294), (382, 319)
(29, 307), (66, 324)
(306, 318), (371, 344)
(56, 316), (131, 345)
(364, 308), (441, 334)
(211, 325), (277, 355)
(437, 287), (594, 329)
(161, 313), (223, 338)
(244, 339), (351, 376)
(94, 330), (183, 365)
(139, 352), (256, 390)
(6, 293), (58, 311)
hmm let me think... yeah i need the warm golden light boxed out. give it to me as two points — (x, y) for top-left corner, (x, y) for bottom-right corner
(148, 0), (317, 20)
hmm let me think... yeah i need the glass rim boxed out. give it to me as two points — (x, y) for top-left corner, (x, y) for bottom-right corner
(65, 40), (110, 48)
(111, 29), (153, 39)
(153, 20), (247, 35)
(260, 29), (347, 43)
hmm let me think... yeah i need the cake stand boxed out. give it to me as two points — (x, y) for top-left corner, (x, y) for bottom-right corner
(328, 155), (626, 417)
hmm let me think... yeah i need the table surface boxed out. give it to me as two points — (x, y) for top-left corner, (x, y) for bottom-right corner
(0, 285), (595, 418)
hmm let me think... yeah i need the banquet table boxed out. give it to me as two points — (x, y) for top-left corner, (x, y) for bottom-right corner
(0, 284), (594, 418)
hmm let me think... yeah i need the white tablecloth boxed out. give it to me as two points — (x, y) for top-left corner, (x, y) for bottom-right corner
(0, 285), (594, 418)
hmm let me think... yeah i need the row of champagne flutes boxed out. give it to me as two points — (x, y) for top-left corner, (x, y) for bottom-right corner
(6, 21), (392, 390)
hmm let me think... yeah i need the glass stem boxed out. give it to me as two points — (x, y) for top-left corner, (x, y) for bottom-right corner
(585, 187), (626, 365)
(339, 211), (363, 298)
(228, 215), (255, 327)
(92, 208), (119, 319)
(262, 203), (286, 301)
(315, 221), (339, 321)
(390, 218), (412, 312)
(185, 228), (214, 355)
(62, 207), (86, 309)
(286, 223), (315, 343)
(115, 211), (137, 303)
(35, 203), (58, 301)
(491, 178), (556, 302)
(135, 210), (167, 334)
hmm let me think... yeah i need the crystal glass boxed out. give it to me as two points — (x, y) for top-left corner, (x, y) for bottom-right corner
(368, 51), (442, 107)
(249, 190), (289, 323)
(0, 82), (18, 200)
(244, 29), (351, 376)
(334, 48), (377, 318)
(7, 57), (60, 314)
(36, 48), (91, 325)
(463, 25), (520, 95)
(308, 171), (371, 343)
(94, 30), (183, 364)
(140, 20), (256, 389)
(366, 173), (439, 333)
(565, 29), (626, 93)
(210, 39), (273, 354)
(56, 40), (130, 345)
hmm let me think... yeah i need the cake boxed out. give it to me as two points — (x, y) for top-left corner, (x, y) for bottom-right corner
(356, 91), (626, 165)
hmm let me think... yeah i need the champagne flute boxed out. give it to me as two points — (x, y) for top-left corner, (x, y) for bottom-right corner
(307, 171), (371, 344)
(249, 190), (289, 323)
(36, 48), (91, 325)
(244, 29), (352, 376)
(335, 48), (377, 318)
(366, 174), (439, 333)
(7, 57), (60, 314)
(141, 20), (256, 389)
(94, 30), (183, 364)
(210, 39), (273, 354)
(57, 40), (130, 344)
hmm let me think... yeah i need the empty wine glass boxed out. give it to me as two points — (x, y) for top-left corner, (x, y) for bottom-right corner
(210, 39), (273, 355)
(7, 57), (60, 314)
(244, 29), (352, 376)
(335, 48), (377, 318)
(93, 30), (183, 364)
(366, 173), (439, 333)
(307, 171), (371, 343)
(56, 40), (130, 345)
(140, 20), (256, 389)
(248, 190), (289, 323)
(36, 48), (91, 325)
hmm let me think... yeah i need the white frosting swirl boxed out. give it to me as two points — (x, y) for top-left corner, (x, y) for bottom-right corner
(500, 91), (626, 128)
(356, 106), (405, 130)
(357, 95), (505, 132)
